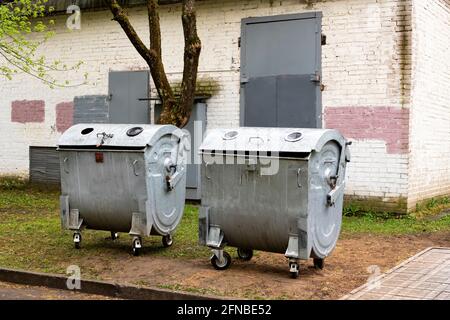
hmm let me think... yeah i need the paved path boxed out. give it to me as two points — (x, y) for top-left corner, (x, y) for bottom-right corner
(343, 247), (450, 300)
(0, 281), (113, 300)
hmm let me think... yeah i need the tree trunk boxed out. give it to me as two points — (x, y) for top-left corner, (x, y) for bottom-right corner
(176, 0), (202, 128)
(106, 0), (201, 128)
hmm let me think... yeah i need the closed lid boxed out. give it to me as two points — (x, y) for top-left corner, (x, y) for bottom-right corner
(199, 127), (346, 154)
(58, 124), (183, 148)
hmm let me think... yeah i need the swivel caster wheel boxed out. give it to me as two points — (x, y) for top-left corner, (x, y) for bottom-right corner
(237, 248), (253, 261)
(211, 251), (231, 271)
(289, 261), (299, 279)
(313, 258), (325, 270)
(132, 237), (142, 256)
(162, 234), (173, 248)
(73, 232), (82, 249)
(110, 232), (119, 241)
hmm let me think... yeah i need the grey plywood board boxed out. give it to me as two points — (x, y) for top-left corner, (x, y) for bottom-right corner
(29, 147), (60, 184)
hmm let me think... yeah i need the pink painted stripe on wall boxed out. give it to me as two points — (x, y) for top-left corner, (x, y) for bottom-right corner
(11, 100), (45, 124)
(325, 107), (410, 154)
(56, 102), (74, 133)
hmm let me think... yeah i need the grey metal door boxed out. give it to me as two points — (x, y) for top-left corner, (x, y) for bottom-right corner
(183, 102), (207, 200)
(108, 71), (150, 124)
(240, 12), (322, 128)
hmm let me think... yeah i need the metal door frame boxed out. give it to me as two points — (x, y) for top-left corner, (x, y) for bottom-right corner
(239, 12), (323, 128)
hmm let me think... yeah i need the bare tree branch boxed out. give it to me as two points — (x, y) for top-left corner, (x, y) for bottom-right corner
(105, 0), (154, 65)
(106, 0), (201, 127)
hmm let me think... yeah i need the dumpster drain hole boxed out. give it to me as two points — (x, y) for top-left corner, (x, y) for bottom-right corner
(223, 131), (239, 140)
(285, 131), (303, 142)
(81, 128), (94, 135)
(127, 127), (144, 137)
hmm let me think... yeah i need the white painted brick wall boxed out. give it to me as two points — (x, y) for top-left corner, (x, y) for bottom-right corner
(346, 141), (409, 198)
(408, 0), (450, 209)
(0, 0), (413, 211)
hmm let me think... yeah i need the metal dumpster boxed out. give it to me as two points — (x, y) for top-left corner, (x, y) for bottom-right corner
(58, 124), (188, 256)
(199, 127), (351, 278)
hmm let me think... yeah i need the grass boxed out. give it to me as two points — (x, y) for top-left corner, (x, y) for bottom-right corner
(342, 198), (450, 235)
(0, 179), (210, 275)
(1, 178), (450, 276)
(342, 215), (450, 235)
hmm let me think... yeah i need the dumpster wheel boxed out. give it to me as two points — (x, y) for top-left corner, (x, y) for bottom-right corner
(132, 237), (142, 256)
(110, 232), (119, 240)
(289, 260), (299, 279)
(313, 258), (325, 270)
(211, 251), (231, 270)
(237, 248), (253, 261)
(162, 234), (173, 248)
(73, 232), (82, 249)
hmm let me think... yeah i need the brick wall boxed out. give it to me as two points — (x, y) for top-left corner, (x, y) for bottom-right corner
(11, 100), (45, 124)
(55, 102), (74, 133)
(325, 107), (410, 155)
(408, 0), (450, 210)
(73, 95), (110, 124)
(0, 0), (414, 212)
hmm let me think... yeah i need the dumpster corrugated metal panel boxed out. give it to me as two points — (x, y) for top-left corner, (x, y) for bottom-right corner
(199, 127), (350, 278)
(58, 124), (189, 255)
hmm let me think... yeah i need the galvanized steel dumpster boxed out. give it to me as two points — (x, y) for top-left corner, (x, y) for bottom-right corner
(58, 124), (188, 256)
(199, 127), (351, 278)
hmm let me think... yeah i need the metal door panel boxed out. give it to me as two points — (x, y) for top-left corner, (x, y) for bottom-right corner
(277, 75), (320, 128)
(242, 19), (317, 78)
(244, 76), (277, 127)
(109, 71), (149, 124)
(240, 12), (322, 128)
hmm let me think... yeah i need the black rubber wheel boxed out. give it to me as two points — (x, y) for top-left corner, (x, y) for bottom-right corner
(132, 246), (140, 256)
(73, 233), (81, 249)
(132, 238), (141, 257)
(289, 262), (299, 279)
(162, 234), (173, 248)
(237, 248), (253, 261)
(211, 251), (232, 270)
(313, 258), (325, 270)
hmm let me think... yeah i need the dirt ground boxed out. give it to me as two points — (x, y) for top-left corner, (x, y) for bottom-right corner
(0, 281), (114, 300)
(72, 232), (450, 300)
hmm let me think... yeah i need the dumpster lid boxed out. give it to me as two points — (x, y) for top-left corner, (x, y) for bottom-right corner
(199, 128), (346, 154)
(58, 124), (183, 149)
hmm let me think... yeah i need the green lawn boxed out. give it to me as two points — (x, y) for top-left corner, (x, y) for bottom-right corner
(343, 214), (450, 235)
(1, 179), (450, 275)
